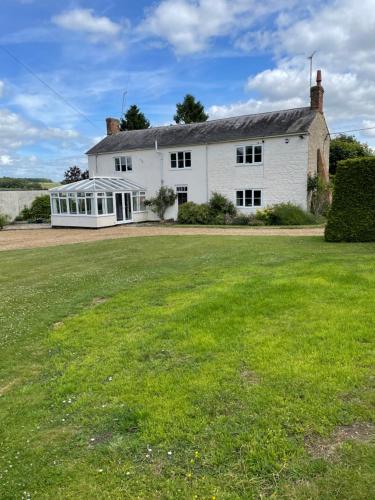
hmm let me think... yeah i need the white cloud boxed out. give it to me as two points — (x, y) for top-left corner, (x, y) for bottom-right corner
(0, 81), (4, 97)
(53, 8), (124, 45)
(208, 0), (375, 148)
(0, 155), (13, 166)
(0, 108), (79, 151)
(139, 0), (297, 55)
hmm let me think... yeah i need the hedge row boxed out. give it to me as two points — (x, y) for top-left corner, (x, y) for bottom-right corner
(325, 157), (375, 242)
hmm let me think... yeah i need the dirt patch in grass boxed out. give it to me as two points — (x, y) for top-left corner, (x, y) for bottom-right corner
(92, 297), (108, 306)
(240, 369), (260, 385)
(0, 378), (21, 397)
(89, 432), (113, 446)
(53, 321), (64, 330)
(305, 423), (375, 459)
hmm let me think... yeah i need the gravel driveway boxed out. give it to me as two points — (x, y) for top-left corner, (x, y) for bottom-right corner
(0, 225), (324, 251)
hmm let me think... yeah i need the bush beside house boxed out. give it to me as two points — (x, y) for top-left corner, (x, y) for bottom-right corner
(20, 194), (51, 222)
(177, 193), (318, 226)
(325, 157), (375, 242)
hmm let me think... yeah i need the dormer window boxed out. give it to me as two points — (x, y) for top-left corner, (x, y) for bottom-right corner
(236, 145), (262, 165)
(115, 156), (132, 172)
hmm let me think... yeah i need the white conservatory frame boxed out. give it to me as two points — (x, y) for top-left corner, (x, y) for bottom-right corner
(49, 177), (147, 228)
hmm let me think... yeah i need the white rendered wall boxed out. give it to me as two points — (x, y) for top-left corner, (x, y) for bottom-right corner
(88, 133), (311, 219)
(208, 136), (309, 211)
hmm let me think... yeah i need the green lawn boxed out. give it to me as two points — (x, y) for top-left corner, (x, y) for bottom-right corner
(0, 236), (374, 499)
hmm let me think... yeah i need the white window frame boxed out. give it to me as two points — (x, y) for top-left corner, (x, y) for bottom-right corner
(51, 192), (114, 217)
(170, 151), (192, 169)
(114, 156), (133, 172)
(235, 189), (263, 208)
(132, 191), (146, 213)
(235, 144), (263, 166)
(96, 192), (115, 216)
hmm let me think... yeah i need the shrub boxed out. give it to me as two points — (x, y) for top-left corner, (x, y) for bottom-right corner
(256, 203), (317, 226)
(177, 202), (212, 224)
(20, 195), (51, 221)
(0, 213), (10, 230)
(144, 186), (177, 221)
(325, 157), (375, 242)
(231, 213), (264, 226)
(208, 192), (237, 218)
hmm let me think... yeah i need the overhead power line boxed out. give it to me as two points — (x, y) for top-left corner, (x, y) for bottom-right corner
(0, 46), (100, 131)
(330, 125), (375, 136)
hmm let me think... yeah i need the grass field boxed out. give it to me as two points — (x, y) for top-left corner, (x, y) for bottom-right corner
(0, 236), (374, 499)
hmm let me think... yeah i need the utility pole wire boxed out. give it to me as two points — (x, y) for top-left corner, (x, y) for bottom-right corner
(0, 46), (100, 131)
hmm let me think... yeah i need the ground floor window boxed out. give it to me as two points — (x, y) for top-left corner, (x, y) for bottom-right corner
(236, 189), (262, 207)
(97, 192), (114, 215)
(51, 192), (100, 215)
(176, 185), (188, 205)
(132, 191), (146, 212)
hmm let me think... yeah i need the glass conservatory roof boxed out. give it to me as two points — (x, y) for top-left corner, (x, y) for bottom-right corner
(49, 177), (146, 193)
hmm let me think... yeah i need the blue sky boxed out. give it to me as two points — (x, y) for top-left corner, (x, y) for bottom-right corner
(1, 0), (374, 180)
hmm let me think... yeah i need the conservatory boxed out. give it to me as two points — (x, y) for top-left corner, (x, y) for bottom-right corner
(49, 178), (147, 228)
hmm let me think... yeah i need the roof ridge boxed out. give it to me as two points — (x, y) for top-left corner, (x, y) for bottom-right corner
(115, 106), (311, 134)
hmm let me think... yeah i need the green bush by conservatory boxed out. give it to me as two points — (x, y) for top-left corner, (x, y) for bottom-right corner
(325, 157), (375, 242)
(20, 194), (51, 221)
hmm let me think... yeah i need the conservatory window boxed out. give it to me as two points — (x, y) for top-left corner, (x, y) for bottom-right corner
(132, 191), (146, 212)
(59, 194), (68, 214)
(68, 193), (77, 214)
(97, 192), (114, 215)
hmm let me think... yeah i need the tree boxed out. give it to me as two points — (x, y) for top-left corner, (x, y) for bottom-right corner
(174, 94), (209, 124)
(329, 134), (374, 175)
(62, 166), (89, 184)
(120, 105), (150, 131)
(144, 186), (177, 221)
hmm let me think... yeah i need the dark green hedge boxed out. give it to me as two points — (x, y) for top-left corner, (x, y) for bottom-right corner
(325, 157), (375, 241)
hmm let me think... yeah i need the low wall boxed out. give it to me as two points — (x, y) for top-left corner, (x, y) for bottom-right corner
(0, 190), (47, 220)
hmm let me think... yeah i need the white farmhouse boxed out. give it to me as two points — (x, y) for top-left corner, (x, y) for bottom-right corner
(50, 71), (329, 228)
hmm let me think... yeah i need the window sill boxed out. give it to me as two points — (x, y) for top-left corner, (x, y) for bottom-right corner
(169, 167), (192, 171)
(235, 163), (263, 167)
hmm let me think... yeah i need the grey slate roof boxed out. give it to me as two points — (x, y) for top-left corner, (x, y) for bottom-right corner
(86, 107), (317, 155)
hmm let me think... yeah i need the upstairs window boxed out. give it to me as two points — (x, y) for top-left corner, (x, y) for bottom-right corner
(115, 156), (132, 172)
(236, 189), (262, 207)
(236, 145), (262, 165)
(176, 185), (188, 205)
(170, 151), (191, 169)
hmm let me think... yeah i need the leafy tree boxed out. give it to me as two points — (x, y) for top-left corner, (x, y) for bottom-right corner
(330, 134), (374, 175)
(120, 105), (150, 131)
(174, 94), (209, 124)
(62, 166), (89, 184)
(144, 186), (177, 221)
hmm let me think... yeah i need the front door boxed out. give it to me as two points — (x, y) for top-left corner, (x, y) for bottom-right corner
(115, 193), (132, 223)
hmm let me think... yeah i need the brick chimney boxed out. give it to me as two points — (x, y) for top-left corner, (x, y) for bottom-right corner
(310, 70), (324, 113)
(106, 117), (120, 135)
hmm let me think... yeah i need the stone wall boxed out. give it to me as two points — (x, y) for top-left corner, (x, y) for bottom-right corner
(0, 190), (47, 220)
